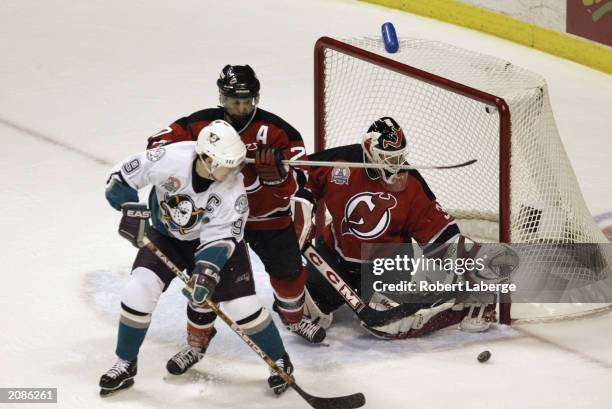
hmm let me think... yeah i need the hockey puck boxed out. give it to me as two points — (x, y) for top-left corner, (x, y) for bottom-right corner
(477, 350), (491, 363)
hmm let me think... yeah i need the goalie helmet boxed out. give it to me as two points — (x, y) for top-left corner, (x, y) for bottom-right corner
(362, 117), (409, 192)
(217, 65), (260, 130)
(196, 120), (246, 181)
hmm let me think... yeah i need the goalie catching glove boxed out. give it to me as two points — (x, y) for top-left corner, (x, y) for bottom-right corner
(441, 235), (520, 284)
(118, 203), (151, 248)
(182, 263), (221, 305)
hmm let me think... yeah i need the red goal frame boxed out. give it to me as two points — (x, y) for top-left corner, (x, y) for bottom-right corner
(313, 36), (513, 324)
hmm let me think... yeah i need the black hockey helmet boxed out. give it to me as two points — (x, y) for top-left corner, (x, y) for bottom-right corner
(217, 65), (260, 98)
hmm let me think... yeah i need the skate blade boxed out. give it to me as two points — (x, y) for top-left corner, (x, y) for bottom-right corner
(271, 384), (290, 396)
(99, 378), (135, 397)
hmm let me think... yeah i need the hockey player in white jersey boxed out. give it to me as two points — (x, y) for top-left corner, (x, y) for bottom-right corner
(100, 120), (294, 396)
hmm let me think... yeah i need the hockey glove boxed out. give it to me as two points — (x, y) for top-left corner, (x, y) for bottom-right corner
(255, 148), (288, 185)
(182, 263), (221, 305)
(119, 203), (151, 248)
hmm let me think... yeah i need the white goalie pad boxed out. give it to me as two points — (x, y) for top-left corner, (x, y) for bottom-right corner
(303, 288), (333, 329)
(363, 293), (456, 339)
(290, 196), (314, 249)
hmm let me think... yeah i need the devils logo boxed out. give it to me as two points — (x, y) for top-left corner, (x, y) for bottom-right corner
(160, 193), (206, 235)
(341, 192), (397, 239)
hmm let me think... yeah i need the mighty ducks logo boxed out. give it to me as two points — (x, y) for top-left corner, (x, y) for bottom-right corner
(341, 192), (397, 239)
(160, 193), (206, 235)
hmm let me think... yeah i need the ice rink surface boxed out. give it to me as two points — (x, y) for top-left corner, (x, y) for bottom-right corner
(1, 1), (612, 408)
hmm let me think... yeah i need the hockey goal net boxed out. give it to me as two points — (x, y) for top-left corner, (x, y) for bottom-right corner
(314, 36), (612, 323)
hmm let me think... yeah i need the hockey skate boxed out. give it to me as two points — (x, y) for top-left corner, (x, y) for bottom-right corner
(287, 317), (327, 344)
(268, 353), (294, 395)
(99, 358), (137, 397)
(166, 345), (207, 375)
(273, 302), (326, 344)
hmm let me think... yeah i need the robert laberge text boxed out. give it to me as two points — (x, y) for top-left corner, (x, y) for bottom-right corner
(372, 280), (516, 294)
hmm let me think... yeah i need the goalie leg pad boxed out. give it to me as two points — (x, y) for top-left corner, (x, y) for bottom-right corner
(457, 303), (497, 332)
(303, 288), (333, 329)
(363, 298), (464, 340)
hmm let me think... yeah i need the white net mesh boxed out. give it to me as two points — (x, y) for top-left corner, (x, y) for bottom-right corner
(317, 37), (612, 319)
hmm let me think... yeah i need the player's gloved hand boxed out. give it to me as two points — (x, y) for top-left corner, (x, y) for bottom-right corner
(118, 203), (151, 248)
(182, 264), (221, 305)
(255, 148), (288, 185)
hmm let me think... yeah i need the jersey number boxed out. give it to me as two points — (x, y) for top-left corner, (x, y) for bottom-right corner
(232, 218), (245, 237)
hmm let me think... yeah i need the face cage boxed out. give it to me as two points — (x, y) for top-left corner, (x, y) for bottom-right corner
(367, 147), (407, 178)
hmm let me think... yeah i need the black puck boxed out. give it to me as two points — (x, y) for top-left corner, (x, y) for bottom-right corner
(477, 350), (491, 363)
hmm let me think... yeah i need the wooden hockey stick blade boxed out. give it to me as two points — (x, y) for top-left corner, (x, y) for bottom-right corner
(304, 244), (425, 327)
(292, 383), (366, 409)
(245, 157), (477, 171)
(141, 238), (366, 409)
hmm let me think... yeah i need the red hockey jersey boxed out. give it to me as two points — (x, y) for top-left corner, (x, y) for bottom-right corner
(147, 107), (306, 230)
(300, 144), (459, 262)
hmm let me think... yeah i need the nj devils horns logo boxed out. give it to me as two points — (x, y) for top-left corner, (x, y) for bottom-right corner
(341, 192), (397, 239)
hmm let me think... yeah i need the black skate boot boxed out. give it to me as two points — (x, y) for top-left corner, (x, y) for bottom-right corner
(167, 327), (217, 375)
(268, 353), (294, 395)
(287, 317), (326, 344)
(166, 346), (206, 375)
(99, 358), (137, 397)
(273, 302), (326, 344)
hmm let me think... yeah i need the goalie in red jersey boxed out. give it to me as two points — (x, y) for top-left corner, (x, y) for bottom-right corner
(294, 117), (519, 339)
(146, 65), (325, 377)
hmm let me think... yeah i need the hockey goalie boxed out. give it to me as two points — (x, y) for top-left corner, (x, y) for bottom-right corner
(294, 116), (519, 339)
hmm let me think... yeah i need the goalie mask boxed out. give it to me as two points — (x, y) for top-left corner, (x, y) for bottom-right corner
(362, 117), (409, 192)
(196, 120), (246, 181)
(217, 64), (260, 130)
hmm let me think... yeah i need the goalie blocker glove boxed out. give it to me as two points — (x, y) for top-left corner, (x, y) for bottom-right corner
(254, 147), (288, 185)
(118, 203), (151, 248)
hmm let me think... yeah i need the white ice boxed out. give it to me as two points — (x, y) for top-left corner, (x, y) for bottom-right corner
(1, 1), (612, 408)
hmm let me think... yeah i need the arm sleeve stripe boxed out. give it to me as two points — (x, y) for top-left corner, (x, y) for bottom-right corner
(195, 238), (237, 272)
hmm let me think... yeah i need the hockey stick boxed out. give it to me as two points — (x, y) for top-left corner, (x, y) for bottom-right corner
(141, 237), (366, 409)
(245, 157), (477, 171)
(303, 243), (424, 327)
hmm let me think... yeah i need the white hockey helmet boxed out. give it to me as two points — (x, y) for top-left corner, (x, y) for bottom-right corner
(362, 116), (409, 192)
(196, 120), (246, 181)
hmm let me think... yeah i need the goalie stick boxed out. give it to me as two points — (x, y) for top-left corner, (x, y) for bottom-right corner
(304, 243), (425, 327)
(141, 237), (366, 409)
(245, 157), (476, 171)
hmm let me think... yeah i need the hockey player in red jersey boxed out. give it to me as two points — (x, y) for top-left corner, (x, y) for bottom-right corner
(146, 65), (324, 376)
(295, 117), (518, 339)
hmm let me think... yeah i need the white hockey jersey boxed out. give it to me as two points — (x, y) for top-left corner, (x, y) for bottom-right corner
(108, 141), (248, 245)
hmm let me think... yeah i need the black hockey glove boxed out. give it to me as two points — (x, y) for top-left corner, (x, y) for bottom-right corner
(255, 148), (288, 185)
(182, 264), (221, 305)
(118, 203), (151, 248)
